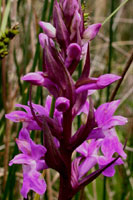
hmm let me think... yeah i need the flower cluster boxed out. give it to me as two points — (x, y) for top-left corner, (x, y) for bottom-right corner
(6, 0), (127, 199)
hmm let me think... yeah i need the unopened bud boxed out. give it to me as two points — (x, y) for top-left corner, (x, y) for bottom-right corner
(39, 21), (56, 38)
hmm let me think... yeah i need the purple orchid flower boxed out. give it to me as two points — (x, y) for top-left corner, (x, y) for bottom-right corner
(6, 0), (128, 198)
(9, 128), (47, 198)
(76, 140), (101, 178)
(5, 96), (63, 132)
(5, 104), (40, 130)
(21, 71), (59, 98)
(76, 74), (121, 94)
(76, 139), (125, 179)
(88, 100), (127, 158)
(98, 156), (124, 177)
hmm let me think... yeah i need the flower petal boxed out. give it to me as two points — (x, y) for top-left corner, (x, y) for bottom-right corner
(101, 129), (127, 159)
(98, 157), (124, 177)
(103, 116), (128, 129)
(21, 165), (46, 198)
(19, 128), (30, 140)
(87, 127), (104, 140)
(76, 74), (121, 93)
(95, 100), (120, 126)
(76, 141), (89, 157)
(21, 72), (45, 86)
(27, 102), (48, 116)
(97, 74), (121, 88)
(5, 111), (31, 123)
(79, 156), (97, 178)
(15, 104), (31, 114)
(30, 140), (47, 160)
(77, 99), (89, 115)
(9, 154), (32, 166)
(36, 160), (48, 171)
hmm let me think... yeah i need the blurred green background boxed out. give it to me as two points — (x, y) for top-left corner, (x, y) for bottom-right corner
(0, 0), (132, 199)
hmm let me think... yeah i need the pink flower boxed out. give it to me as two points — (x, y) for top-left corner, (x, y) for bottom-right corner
(9, 128), (47, 198)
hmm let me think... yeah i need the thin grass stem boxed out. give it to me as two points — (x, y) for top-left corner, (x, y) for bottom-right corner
(110, 50), (133, 101)
(102, 0), (129, 26)
(0, 0), (11, 33)
(104, 0), (115, 199)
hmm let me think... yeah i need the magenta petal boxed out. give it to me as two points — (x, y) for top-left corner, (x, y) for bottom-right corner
(44, 95), (52, 112)
(87, 128), (104, 140)
(36, 160), (48, 171)
(76, 74), (120, 93)
(71, 157), (81, 188)
(21, 72), (45, 86)
(76, 84), (96, 94)
(77, 99), (89, 115)
(95, 100), (120, 126)
(21, 177), (30, 198)
(16, 138), (31, 155)
(76, 140), (101, 157)
(103, 116), (128, 129)
(9, 154), (32, 166)
(98, 157), (123, 177)
(15, 104), (31, 114)
(30, 140), (47, 160)
(101, 132), (127, 159)
(39, 33), (54, 48)
(21, 165), (46, 198)
(39, 21), (56, 38)
(97, 74), (121, 88)
(5, 111), (30, 122)
(83, 23), (101, 41)
(55, 97), (70, 112)
(28, 102), (48, 116)
(19, 128), (30, 141)
(79, 156), (97, 178)
(76, 141), (89, 157)
(39, 33), (49, 48)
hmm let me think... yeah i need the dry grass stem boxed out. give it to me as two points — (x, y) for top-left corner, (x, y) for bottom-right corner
(110, 50), (133, 101)
(46, 169), (53, 200)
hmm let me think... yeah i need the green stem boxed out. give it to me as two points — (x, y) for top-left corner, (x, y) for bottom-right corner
(104, 1), (115, 200)
(102, 0), (128, 26)
(106, 0), (114, 102)
(49, 97), (56, 118)
(47, 0), (54, 22)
